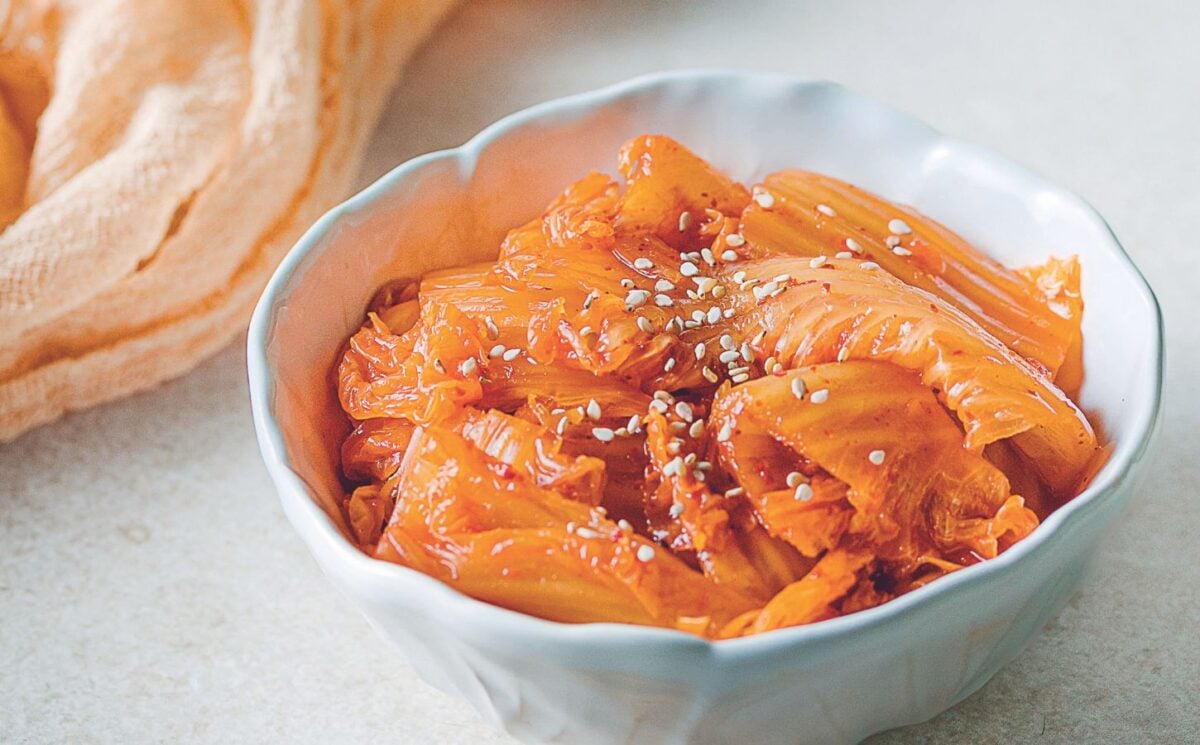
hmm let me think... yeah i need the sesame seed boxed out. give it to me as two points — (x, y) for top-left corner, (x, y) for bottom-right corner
(810, 388), (829, 404)
(773, 273), (792, 284)
(794, 483), (814, 501)
(565, 521), (576, 534)
(502, 348), (522, 362)
(860, 261), (881, 271)
(655, 294), (674, 307)
(791, 377), (806, 399)
(721, 249), (738, 261)
(663, 457), (684, 476)
(892, 246), (913, 257)
(754, 191), (776, 208)
(592, 427), (615, 443)
(719, 334), (736, 351)
(679, 211), (692, 232)
(706, 306), (722, 324)
(712, 284), (727, 300)
(731, 372), (751, 384)
(655, 279), (675, 292)
(680, 261), (700, 277)
(726, 233), (746, 247)
(694, 342), (706, 360)
(686, 290), (700, 301)
(885, 235), (901, 248)
(692, 469), (706, 481)
(636, 316), (654, 333)
(684, 320), (700, 329)
(769, 286), (786, 298)
(649, 399), (669, 414)
(837, 347), (850, 363)
(701, 248), (716, 266)
(696, 460), (712, 471)
(868, 449), (886, 465)
(695, 277), (718, 295)
(634, 257), (654, 270)
(845, 238), (862, 253)
(724, 486), (745, 497)
(583, 291), (598, 310)
(575, 526), (601, 539)
(691, 310), (706, 322)
(615, 427), (629, 437)
(556, 418), (568, 435)
(688, 419), (705, 438)
(628, 415), (641, 432)
(888, 218), (912, 235)
(586, 399), (602, 421)
(717, 422), (733, 442)
(669, 502), (685, 518)
(675, 401), (694, 421)
(719, 350), (740, 363)
(433, 358), (447, 374)
(701, 366), (719, 383)
(723, 308), (735, 318)
(664, 357), (677, 372)
(816, 204), (837, 217)
(620, 278), (635, 289)
(761, 280), (780, 295)
(666, 440), (682, 454)
(835, 251), (853, 259)
(489, 344), (506, 358)
(809, 256), (827, 269)
(636, 545), (656, 563)
(684, 453), (698, 466)
(579, 326), (594, 337)
(626, 289), (650, 308)
(485, 316), (500, 339)
(728, 365), (750, 375)
(752, 330), (766, 345)
(682, 251), (702, 262)
(618, 519), (633, 533)
(732, 270), (747, 283)
(786, 471), (803, 488)
(460, 358), (478, 375)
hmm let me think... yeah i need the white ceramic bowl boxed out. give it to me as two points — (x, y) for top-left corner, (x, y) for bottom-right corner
(247, 71), (1163, 745)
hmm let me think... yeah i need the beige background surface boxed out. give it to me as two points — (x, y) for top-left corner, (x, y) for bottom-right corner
(2, 1), (1197, 742)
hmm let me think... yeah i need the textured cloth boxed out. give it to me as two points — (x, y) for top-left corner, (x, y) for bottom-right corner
(0, 0), (457, 441)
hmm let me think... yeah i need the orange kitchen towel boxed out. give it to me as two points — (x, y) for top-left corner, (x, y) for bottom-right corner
(0, 0), (457, 441)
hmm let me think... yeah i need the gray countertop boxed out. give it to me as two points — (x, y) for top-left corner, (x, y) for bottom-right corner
(3, 1), (1197, 742)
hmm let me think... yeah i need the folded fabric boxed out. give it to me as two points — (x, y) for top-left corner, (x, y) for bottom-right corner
(0, 0), (457, 441)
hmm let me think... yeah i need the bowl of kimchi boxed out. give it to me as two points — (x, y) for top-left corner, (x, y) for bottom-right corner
(247, 71), (1162, 744)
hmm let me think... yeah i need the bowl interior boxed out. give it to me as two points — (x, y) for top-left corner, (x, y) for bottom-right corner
(254, 73), (1160, 559)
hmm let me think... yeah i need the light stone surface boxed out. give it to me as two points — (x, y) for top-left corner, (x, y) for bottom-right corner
(2, 1), (1197, 742)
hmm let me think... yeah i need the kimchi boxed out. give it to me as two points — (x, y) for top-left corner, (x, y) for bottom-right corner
(334, 135), (1097, 638)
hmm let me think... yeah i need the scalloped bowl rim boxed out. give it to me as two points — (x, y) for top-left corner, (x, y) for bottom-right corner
(247, 70), (1164, 662)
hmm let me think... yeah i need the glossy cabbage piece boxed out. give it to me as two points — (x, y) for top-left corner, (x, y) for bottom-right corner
(740, 170), (1083, 376)
(333, 134), (1096, 638)
(724, 256), (1097, 494)
(713, 362), (1038, 563)
(376, 416), (757, 633)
